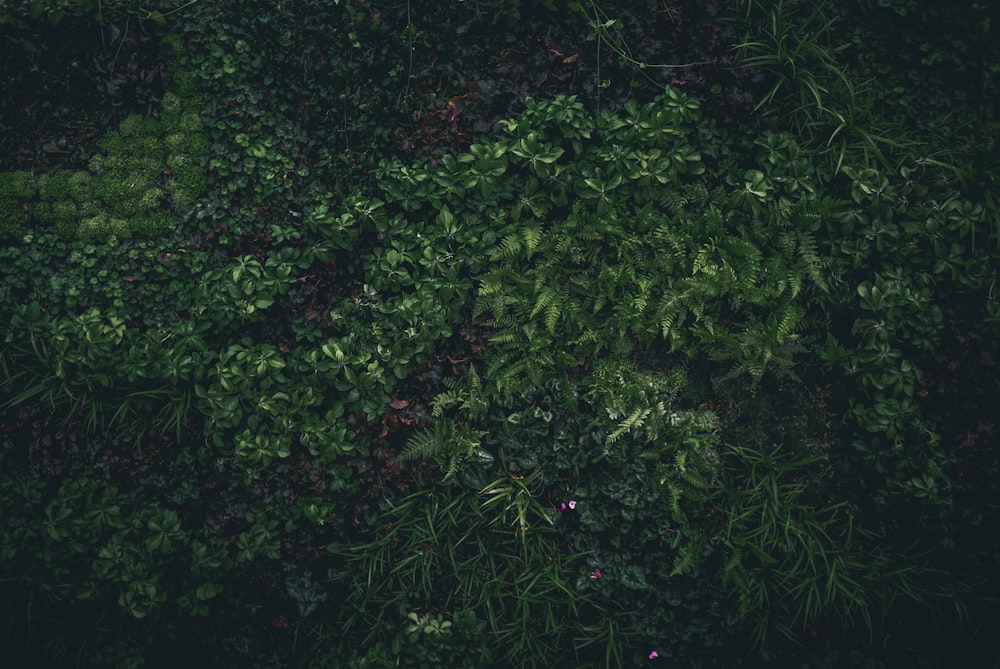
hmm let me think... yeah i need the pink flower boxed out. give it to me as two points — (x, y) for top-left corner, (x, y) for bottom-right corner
(560, 503), (567, 510)
(568, 500), (577, 509)
(590, 569), (602, 579)
(649, 650), (659, 659)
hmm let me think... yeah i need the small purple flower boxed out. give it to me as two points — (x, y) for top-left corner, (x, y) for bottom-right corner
(560, 503), (567, 510)
(649, 650), (659, 660)
(590, 569), (602, 579)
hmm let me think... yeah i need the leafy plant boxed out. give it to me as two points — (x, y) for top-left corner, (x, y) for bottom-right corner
(331, 482), (597, 668)
(719, 443), (935, 649)
(733, 0), (918, 172)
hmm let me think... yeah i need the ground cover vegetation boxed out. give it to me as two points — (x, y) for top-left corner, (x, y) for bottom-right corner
(1, 0), (998, 666)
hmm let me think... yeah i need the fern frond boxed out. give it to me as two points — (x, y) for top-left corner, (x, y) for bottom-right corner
(530, 286), (560, 322)
(431, 364), (489, 418)
(491, 234), (518, 262)
(431, 389), (463, 417)
(544, 302), (562, 333)
(659, 310), (688, 347)
(487, 330), (521, 345)
(398, 422), (486, 481)
(569, 328), (602, 348)
(666, 480), (683, 516)
(772, 304), (803, 341)
(797, 233), (827, 291)
(669, 533), (705, 577)
(398, 424), (451, 462)
(776, 230), (798, 259)
(522, 221), (544, 259)
(442, 453), (463, 482)
(607, 407), (651, 443)
(467, 363), (483, 393)
(675, 450), (688, 473)
(678, 466), (711, 490)
(721, 549), (749, 591)
(691, 241), (717, 275)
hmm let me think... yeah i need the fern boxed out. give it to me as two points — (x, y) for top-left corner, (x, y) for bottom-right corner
(529, 285), (562, 328)
(397, 423), (452, 462)
(677, 462), (711, 490)
(471, 91), (834, 414)
(430, 364), (488, 418)
(607, 407), (652, 443)
(398, 421), (488, 482)
(665, 480), (684, 517)
(441, 453), (464, 482)
(669, 532), (706, 577)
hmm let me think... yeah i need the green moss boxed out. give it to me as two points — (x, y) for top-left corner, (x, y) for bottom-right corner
(78, 213), (130, 242)
(178, 111), (202, 134)
(0, 171), (34, 239)
(161, 31), (201, 99)
(55, 217), (78, 241)
(0, 202), (28, 239)
(78, 200), (101, 219)
(32, 200), (53, 223)
(33, 199), (76, 226)
(67, 171), (92, 202)
(87, 154), (105, 174)
(170, 70), (200, 100)
(166, 180), (194, 211)
(164, 133), (187, 154)
(160, 115), (180, 135)
(96, 154), (126, 179)
(160, 91), (183, 117)
(161, 32), (184, 57)
(160, 99), (184, 134)
(167, 156), (207, 200)
(138, 188), (165, 212)
(119, 114), (162, 139)
(133, 212), (173, 237)
(174, 170), (207, 204)
(37, 172), (73, 200)
(93, 170), (128, 201)
(183, 134), (209, 159)
(97, 131), (125, 155)
(0, 170), (37, 199)
(166, 153), (192, 173)
(94, 156), (160, 205)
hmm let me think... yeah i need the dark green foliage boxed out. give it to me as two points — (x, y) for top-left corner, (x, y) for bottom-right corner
(719, 443), (931, 648)
(0, 457), (230, 629)
(478, 381), (731, 666)
(0, 170), (36, 238)
(477, 95), (829, 395)
(399, 368), (492, 482)
(2, 0), (999, 666)
(329, 483), (589, 669)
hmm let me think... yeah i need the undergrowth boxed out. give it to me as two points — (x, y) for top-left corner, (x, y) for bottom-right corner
(1, 0), (998, 667)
